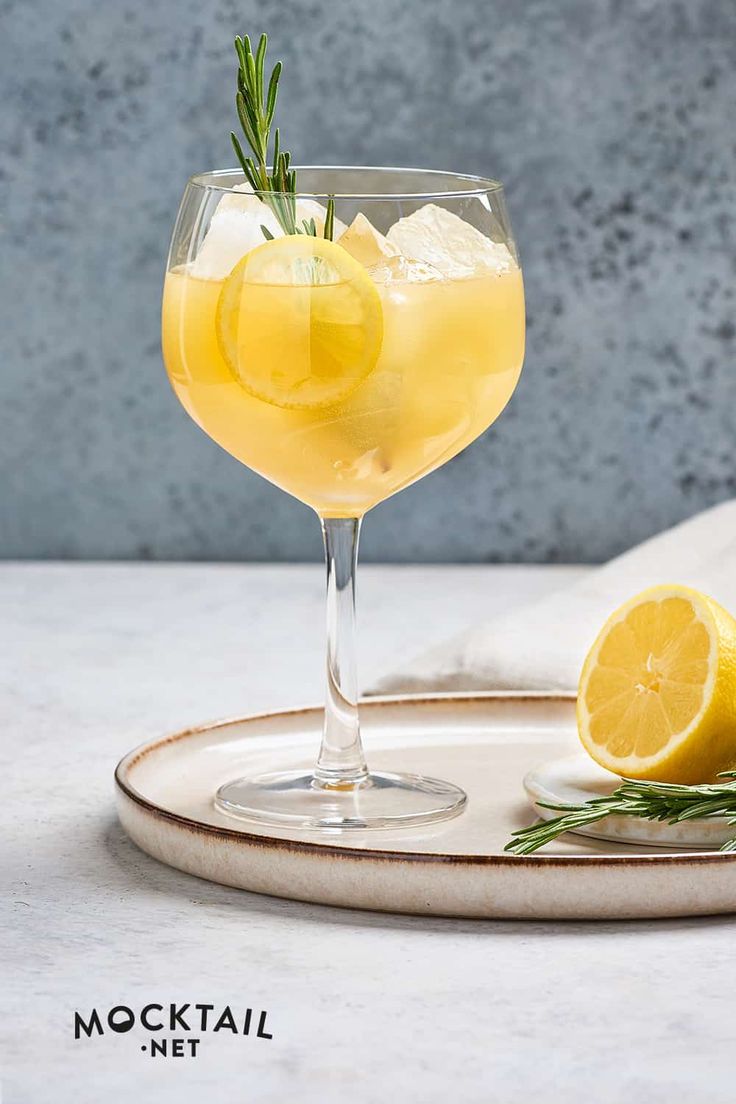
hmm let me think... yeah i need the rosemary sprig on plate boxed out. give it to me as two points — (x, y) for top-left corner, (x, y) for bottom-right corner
(230, 33), (335, 240)
(505, 772), (736, 855)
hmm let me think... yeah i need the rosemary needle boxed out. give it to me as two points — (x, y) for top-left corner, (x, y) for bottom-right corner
(505, 772), (736, 856)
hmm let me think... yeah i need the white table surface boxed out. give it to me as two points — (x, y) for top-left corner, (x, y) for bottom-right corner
(4, 562), (735, 1103)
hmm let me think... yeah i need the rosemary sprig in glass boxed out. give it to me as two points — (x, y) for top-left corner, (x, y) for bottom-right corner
(505, 772), (736, 855)
(229, 33), (335, 240)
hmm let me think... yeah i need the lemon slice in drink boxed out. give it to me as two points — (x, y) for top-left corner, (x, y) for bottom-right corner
(216, 235), (383, 410)
(577, 584), (736, 783)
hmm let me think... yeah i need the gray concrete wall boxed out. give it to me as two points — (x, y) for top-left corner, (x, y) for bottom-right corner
(2, 0), (734, 562)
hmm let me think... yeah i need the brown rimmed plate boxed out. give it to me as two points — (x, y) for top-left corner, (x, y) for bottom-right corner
(115, 693), (736, 919)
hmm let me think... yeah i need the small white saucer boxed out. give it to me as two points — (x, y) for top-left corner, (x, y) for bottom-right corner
(524, 753), (735, 849)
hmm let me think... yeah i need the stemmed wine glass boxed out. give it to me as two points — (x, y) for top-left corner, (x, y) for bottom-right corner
(162, 166), (524, 829)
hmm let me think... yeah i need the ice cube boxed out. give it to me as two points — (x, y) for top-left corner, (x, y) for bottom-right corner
(221, 183), (348, 237)
(386, 203), (514, 279)
(337, 213), (400, 268)
(216, 181), (267, 214)
(367, 254), (443, 285)
(191, 199), (281, 281)
(225, 188), (346, 236)
(191, 185), (349, 280)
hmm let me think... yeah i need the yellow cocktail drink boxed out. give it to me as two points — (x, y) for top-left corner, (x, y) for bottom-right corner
(162, 202), (524, 517)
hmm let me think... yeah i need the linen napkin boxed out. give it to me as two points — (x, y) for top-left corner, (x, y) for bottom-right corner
(372, 500), (736, 694)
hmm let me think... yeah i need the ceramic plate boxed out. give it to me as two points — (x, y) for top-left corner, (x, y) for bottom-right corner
(115, 693), (736, 919)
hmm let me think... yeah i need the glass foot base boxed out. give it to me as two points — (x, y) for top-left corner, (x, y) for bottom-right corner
(215, 769), (467, 830)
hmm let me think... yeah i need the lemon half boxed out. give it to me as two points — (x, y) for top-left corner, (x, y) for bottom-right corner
(216, 235), (383, 410)
(577, 584), (736, 783)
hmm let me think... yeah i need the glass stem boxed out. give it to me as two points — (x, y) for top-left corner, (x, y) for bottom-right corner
(315, 517), (368, 788)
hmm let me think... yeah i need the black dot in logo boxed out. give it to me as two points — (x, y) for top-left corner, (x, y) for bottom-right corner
(141, 1044), (147, 1052)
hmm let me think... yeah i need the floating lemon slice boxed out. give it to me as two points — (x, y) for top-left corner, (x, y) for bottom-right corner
(216, 235), (383, 410)
(577, 584), (736, 783)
